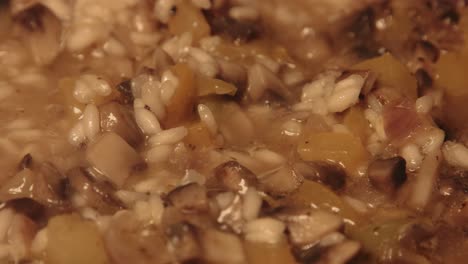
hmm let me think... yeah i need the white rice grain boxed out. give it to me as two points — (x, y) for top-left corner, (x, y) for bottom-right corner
(141, 81), (166, 120)
(73, 79), (96, 104)
(67, 24), (105, 52)
(114, 190), (147, 206)
(283, 70), (305, 87)
(0, 209), (13, 242)
(149, 195), (164, 225)
(160, 70), (178, 105)
(327, 75), (364, 113)
(252, 148), (286, 167)
(133, 98), (145, 109)
(31, 228), (48, 255)
(154, 0), (177, 23)
(146, 144), (173, 163)
(162, 33), (193, 61)
(135, 108), (162, 135)
(68, 121), (86, 146)
(197, 104), (218, 135)
(415, 95), (433, 113)
(442, 141), (468, 170)
(130, 32), (161, 46)
(401, 143), (423, 171)
(255, 54), (280, 74)
(244, 217), (285, 244)
(199, 36), (221, 52)
(83, 74), (112, 96)
(148, 126), (188, 146)
(191, 0), (211, 9)
(229, 6), (259, 21)
(133, 177), (160, 194)
(282, 120), (302, 137)
(319, 232), (346, 247)
(0, 82), (14, 101)
(103, 37), (126, 56)
(189, 47), (219, 77)
(82, 104), (100, 141)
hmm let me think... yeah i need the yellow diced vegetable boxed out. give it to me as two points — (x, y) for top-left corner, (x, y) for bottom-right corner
(298, 132), (368, 176)
(244, 237), (297, 264)
(164, 63), (197, 128)
(196, 75), (237, 97)
(344, 106), (370, 142)
(434, 51), (468, 96)
(184, 121), (214, 149)
(348, 207), (425, 262)
(289, 180), (360, 226)
(46, 214), (109, 264)
(352, 53), (417, 99)
(168, 0), (210, 41)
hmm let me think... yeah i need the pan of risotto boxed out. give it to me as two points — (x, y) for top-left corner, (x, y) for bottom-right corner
(0, 0), (467, 263)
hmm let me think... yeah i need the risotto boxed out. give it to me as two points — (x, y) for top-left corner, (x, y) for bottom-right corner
(0, 0), (467, 263)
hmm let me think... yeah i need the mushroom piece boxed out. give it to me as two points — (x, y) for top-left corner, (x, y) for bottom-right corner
(209, 160), (258, 192)
(86, 132), (143, 188)
(258, 165), (304, 197)
(18, 153), (33, 170)
(217, 59), (247, 86)
(166, 183), (208, 212)
(0, 162), (68, 210)
(278, 209), (343, 247)
(368, 157), (407, 194)
(165, 222), (201, 262)
(161, 206), (215, 230)
(116, 79), (134, 105)
(99, 101), (143, 147)
(206, 13), (261, 42)
(66, 168), (125, 214)
(294, 161), (346, 191)
(247, 63), (293, 102)
(199, 228), (247, 264)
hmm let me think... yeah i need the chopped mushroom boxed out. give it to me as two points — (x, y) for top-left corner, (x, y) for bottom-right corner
(294, 162), (346, 191)
(258, 165), (304, 197)
(18, 153), (33, 170)
(210, 160), (258, 192)
(99, 102), (143, 147)
(217, 59), (247, 85)
(0, 162), (67, 209)
(247, 63), (292, 102)
(86, 132), (143, 188)
(166, 183), (208, 212)
(66, 168), (125, 214)
(368, 157), (407, 194)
